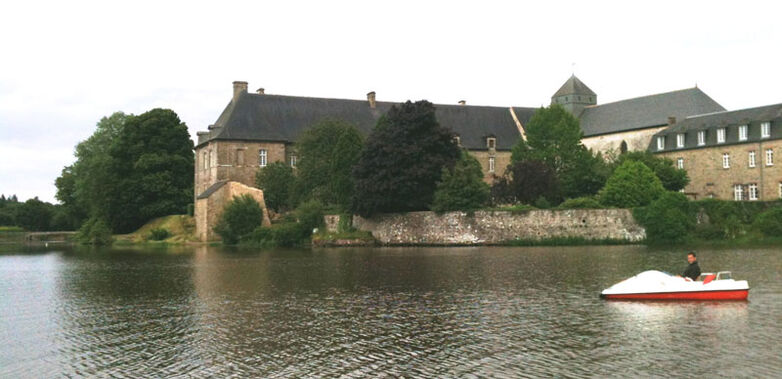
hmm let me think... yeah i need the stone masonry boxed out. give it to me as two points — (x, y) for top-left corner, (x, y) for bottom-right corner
(353, 209), (645, 245)
(195, 181), (272, 242)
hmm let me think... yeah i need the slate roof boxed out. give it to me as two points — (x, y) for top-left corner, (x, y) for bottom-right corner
(579, 87), (725, 137)
(650, 103), (782, 152)
(198, 92), (537, 151)
(197, 180), (228, 199)
(552, 75), (596, 97)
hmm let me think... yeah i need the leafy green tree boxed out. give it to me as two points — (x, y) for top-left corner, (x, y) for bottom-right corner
(255, 162), (295, 213)
(510, 105), (607, 199)
(599, 160), (664, 208)
(56, 112), (129, 225)
(634, 191), (695, 244)
(15, 197), (53, 231)
(492, 160), (559, 205)
(106, 109), (194, 233)
(295, 119), (364, 209)
(431, 151), (490, 212)
(213, 195), (265, 244)
(352, 101), (461, 217)
(76, 217), (113, 245)
(612, 151), (689, 191)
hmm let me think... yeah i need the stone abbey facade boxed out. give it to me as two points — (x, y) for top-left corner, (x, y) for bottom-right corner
(193, 76), (781, 240)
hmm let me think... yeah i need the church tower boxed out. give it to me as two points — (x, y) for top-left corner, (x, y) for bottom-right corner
(551, 75), (597, 117)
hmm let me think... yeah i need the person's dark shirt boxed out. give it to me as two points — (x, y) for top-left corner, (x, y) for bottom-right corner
(683, 261), (701, 280)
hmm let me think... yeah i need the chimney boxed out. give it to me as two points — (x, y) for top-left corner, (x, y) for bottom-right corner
(668, 116), (676, 125)
(367, 91), (376, 108)
(458, 100), (466, 105)
(256, 88), (265, 95)
(233, 81), (248, 101)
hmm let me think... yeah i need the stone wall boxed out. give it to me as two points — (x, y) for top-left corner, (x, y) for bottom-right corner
(353, 209), (645, 245)
(195, 140), (289, 197)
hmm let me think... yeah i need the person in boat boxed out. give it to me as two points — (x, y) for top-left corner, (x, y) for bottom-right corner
(682, 252), (701, 281)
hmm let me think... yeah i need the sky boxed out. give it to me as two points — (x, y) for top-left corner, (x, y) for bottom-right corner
(1, 0), (781, 203)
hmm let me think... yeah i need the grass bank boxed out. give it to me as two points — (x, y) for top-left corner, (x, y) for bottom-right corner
(114, 215), (198, 245)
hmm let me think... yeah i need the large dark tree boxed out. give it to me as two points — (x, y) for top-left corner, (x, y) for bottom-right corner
(255, 162), (295, 213)
(293, 119), (364, 210)
(106, 109), (194, 233)
(352, 100), (461, 217)
(492, 160), (559, 205)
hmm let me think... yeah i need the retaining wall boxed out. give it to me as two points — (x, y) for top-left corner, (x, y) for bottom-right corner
(353, 209), (645, 245)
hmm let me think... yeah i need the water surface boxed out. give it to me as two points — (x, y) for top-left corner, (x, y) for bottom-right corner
(1, 245), (780, 377)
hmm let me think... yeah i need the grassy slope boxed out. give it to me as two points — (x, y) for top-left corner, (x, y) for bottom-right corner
(115, 215), (197, 244)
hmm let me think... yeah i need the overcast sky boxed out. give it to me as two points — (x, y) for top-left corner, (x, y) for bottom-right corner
(1, 0), (780, 203)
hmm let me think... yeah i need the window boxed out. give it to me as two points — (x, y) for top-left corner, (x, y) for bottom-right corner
(657, 136), (665, 150)
(677, 133), (685, 148)
(202, 151), (208, 170)
(749, 151), (756, 168)
(722, 153), (730, 168)
(738, 125), (747, 141)
(677, 158), (684, 169)
(717, 128), (726, 143)
(779, 182), (782, 199)
(489, 157), (495, 173)
(734, 184), (744, 201)
(454, 136), (461, 146)
(749, 183), (758, 201)
(762, 122), (771, 138)
(487, 137), (496, 149)
(766, 149), (774, 166)
(697, 130), (706, 146)
(290, 155), (297, 168)
(259, 149), (267, 167)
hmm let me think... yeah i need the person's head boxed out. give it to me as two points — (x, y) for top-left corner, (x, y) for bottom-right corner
(687, 252), (697, 264)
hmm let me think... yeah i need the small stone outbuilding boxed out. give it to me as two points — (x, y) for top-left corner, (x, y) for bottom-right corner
(195, 180), (271, 241)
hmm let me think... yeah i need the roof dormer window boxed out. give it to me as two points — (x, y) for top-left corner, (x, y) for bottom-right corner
(657, 136), (665, 151)
(739, 125), (748, 141)
(697, 130), (706, 146)
(717, 128), (726, 143)
(676, 133), (685, 148)
(487, 137), (496, 149)
(761, 122), (771, 138)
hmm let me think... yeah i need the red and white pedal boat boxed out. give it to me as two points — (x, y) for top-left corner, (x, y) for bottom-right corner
(600, 270), (749, 300)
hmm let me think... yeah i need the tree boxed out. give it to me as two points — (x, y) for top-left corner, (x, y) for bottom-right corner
(213, 195), (265, 244)
(612, 151), (689, 191)
(294, 119), (364, 209)
(492, 160), (559, 205)
(599, 160), (665, 208)
(106, 109), (194, 233)
(510, 105), (607, 199)
(255, 162), (295, 213)
(15, 197), (53, 231)
(431, 151), (490, 212)
(56, 112), (129, 225)
(352, 101), (461, 217)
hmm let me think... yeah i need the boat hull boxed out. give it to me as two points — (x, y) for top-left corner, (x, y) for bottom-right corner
(600, 289), (748, 300)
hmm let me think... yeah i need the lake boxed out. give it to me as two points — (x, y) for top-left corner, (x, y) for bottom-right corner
(1, 245), (780, 377)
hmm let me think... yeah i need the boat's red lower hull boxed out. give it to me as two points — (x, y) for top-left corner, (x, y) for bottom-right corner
(601, 289), (748, 300)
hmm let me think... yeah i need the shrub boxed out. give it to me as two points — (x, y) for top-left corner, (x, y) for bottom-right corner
(186, 203), (194, 216)
(558, 197), (602, 209)
(338, 213), (354, 233)
(214, 195), (264, 245)
(599, 160), (664, 208)
(752, 207), (782, 237)
(76, 217), (113, 245)
(534, 196), (552, 209)
(295, 200), (324, 233)
(241, 222), (308, 247)
(431, 151), (490, 212)
(634, 191), (695, 244)
(147, 227), (170, 241)
(255, 162), (295, 212)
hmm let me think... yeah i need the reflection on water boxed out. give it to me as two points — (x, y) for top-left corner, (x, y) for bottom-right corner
(0, 245), (780, 377)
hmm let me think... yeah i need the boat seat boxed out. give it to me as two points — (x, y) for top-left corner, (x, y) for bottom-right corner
(702, 274), (717, 284)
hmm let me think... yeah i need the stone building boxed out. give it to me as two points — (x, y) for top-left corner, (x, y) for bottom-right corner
(651, 103), (782, 201)
(552, 75), (726, 154)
